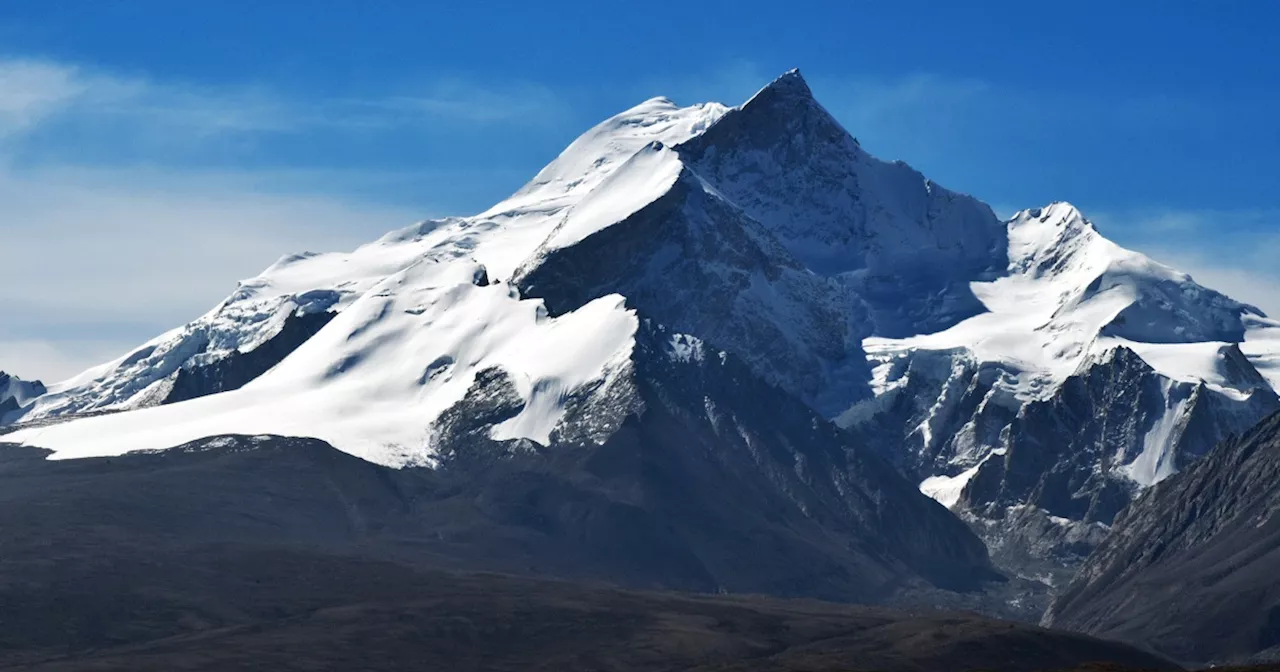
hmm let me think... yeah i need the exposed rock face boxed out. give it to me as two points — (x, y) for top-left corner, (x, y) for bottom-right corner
(966, 347), (1278, 524)
(425, 320), (1000, 601)
(515, 152), (868, 417)
(162, 309), (336, 404)
(842, 203), (1280, 590)
(0, 372), (45, 424)
(1045, 411), (1280, 666)
(849, 343), (1278, 594)
(677, 70), (1008, 340)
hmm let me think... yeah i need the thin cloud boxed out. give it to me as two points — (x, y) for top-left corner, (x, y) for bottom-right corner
(0, 56), (573, 144)
(0, 338), (130, 382)
(6, 56), (1280, 383)
(0, 60), (88, 137)
(1091, 207), (1280, 317)
(0, 55), (578, 382)
(369, 79), (571, 125)
(0, 161), (425, 383)
(1100, 207), (1280, 236)
(1140, 249), (1280, 318)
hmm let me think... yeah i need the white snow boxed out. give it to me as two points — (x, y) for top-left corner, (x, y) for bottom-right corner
(866, 203), (1277, 405)
(537, 142), (685, 253)
(667, 333), (707, 363)
(1241, 314), (1280, 390)
(0, 373), (43, 407)
(9, 258), (638, 466)
(1121, 378), (1189, 486)
(8, 92), (727, 464)
(919, 448), (1004, 509)
(490, 96), (726, 224)
(920, 462), (983, 509)
(15, 93), (724, 436)
(871, 202), (1280, 489)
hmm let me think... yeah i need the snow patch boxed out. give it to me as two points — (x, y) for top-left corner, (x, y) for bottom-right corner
(920, 461), (983, 510)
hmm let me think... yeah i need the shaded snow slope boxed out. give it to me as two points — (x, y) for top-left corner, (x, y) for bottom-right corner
(677, 69), (1008, 337)
(515, 144), (870, 416)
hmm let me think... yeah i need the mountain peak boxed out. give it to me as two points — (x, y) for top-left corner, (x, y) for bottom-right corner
(681, 67), (836, 157)
(742, 68), (814, 108)
(1014, 201), (1092, 228)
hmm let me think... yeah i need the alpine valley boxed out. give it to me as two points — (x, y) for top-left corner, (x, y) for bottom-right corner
(6, 70), (1280, 669)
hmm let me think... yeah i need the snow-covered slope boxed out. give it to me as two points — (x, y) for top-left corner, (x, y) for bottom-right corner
(843, 203), (1280, 584)
(11, 258), (637, 466)
(10, 96), (728, 428)
(859, 203), (1268, 406)
(5, 82), (794, 462)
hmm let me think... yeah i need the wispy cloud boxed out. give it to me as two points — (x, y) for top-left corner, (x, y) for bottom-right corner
(0, 60), (90, 137)
(816, 73), (991, 136)
(1140, 249), (1280, 318)
(1091, 207), (1280, 317)
(0, 59), (282, 139)
(365, 79), (571, 125)
(1095, 207), (1280, 237)
(0, 338), (137, 384)
(0, 57), (572, 149)
(0, 160), (425, 381)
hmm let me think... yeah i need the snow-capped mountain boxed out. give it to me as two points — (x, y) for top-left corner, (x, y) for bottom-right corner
(842, 202), (1280, 581)
(851, 202), (1278, 483)
(7, 70), (1280, 599)
(2, 241), (1002, 602)
(7, 69), (1009, 457)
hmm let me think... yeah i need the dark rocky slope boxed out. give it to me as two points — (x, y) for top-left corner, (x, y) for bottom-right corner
(161, 309), (335, 403)
(1046, 411), (1280, 665)
(0, 544), (1173, 671)
(2, 321), (1000, 617)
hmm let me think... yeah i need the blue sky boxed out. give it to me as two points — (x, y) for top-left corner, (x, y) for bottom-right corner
(2, 1), (1278, 379)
